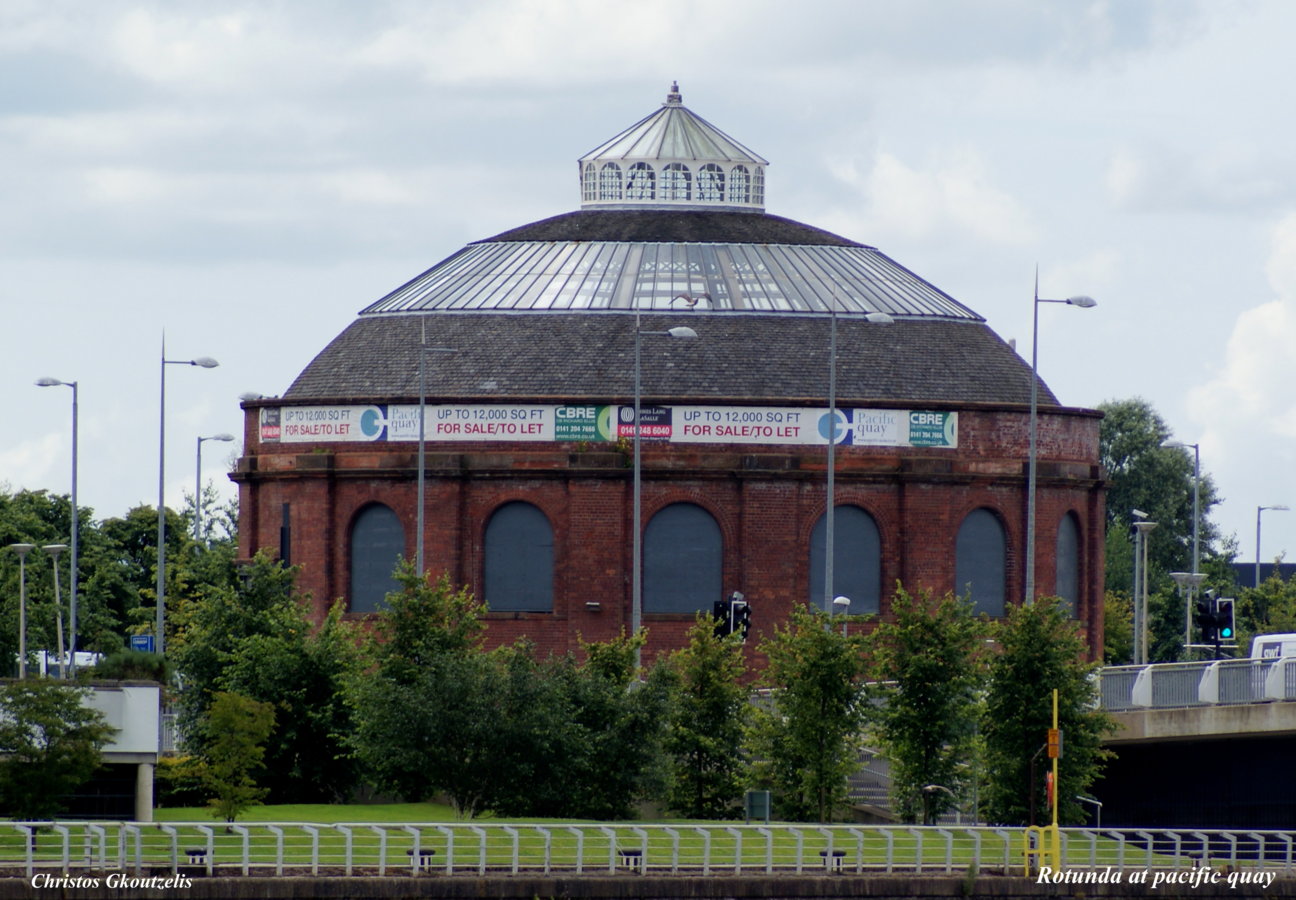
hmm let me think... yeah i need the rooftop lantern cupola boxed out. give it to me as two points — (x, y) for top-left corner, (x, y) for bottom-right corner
(579, 82), (769, 212)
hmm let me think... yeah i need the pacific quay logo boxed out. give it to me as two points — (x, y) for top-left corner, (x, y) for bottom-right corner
(817, 410), (851, 444)
(359, 406), (388, 440)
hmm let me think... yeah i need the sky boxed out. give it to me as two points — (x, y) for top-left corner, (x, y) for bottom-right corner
(3, 0), (1295, 566)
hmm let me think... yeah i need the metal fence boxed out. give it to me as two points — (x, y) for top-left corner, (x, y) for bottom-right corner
(2, 822), (1293, 879)
(1099, 658), (1296, 710)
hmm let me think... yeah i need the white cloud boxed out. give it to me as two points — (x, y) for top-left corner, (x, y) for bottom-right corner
(1188, 213), (1296, 511)
(828, 149), (1036, 246)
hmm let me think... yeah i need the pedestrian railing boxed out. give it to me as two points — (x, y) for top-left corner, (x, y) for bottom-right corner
(1100, 658), (1296, 710)
(1, 822), (1292, 878)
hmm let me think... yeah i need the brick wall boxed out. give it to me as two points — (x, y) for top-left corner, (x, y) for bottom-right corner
(232, 403), (1105, 662)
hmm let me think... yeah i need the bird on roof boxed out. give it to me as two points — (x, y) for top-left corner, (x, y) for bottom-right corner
(672, 292), (711, 308)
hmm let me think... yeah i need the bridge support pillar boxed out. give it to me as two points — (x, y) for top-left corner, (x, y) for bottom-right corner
(135, 762), (154, 822)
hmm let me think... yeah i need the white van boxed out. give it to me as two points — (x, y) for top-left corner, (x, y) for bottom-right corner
(1250, 633), (1296, 659)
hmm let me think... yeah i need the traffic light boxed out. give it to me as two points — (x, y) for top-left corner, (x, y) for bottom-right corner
(1215, 598), (1236, 643)
(712, 599), (731, 638)
(1195, 597), (1217, 644)
(732, 598), (752, 641)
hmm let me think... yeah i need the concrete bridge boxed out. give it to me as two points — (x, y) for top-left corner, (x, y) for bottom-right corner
(1098, 658), (1296, 742)
(1094, 660), (1296, 830)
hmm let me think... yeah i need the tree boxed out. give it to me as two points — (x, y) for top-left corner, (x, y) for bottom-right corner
(556, 632), (672, 820)
(663, 616), (750, 819)
(748, 606), (870, 822)
(0, 679), (116, 820)
(870, 588), (985, 824)
(1101, 590), (1134, 665)
(201, 692), (276, 825)
(1098, 398), (1228, 661)
(170, 551), (360, 803)
(348, 565), (499, 817)
(982, 598), (1114, 826)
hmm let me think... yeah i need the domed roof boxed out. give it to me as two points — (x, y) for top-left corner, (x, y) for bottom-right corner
(285, 87), (1053, 410)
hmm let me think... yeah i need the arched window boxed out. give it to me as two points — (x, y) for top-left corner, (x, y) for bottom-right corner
(599, 163), (623, 201)
(954, 508), (1006, 617)
(661, 163), (691, 200)
(350, 503), (404, 614)
(626, 162), (655, 200)
(808, 505), (882, 615)
(697, 164), (725, 202)
(582, 163), (597, 203)
(484, 502), (554, 612)
(1055, 512), (1081, 617)
(729, 165), (750, 204)
(644, 503), (721, 614)
(751, 166), (765, 205)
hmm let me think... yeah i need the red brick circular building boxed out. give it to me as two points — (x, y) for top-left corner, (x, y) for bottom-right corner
(233, 84), (1104, 663)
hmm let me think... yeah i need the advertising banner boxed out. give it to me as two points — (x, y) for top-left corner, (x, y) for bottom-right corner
(261, 404), (957, 449)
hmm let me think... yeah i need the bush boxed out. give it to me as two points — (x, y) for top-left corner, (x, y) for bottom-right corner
(85, 650), (171, 683)
(155, 756), (207, 807)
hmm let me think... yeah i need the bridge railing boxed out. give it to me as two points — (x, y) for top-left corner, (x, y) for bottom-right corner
(1, 822), (1292, 878)
(1099, 658), (1296, 710)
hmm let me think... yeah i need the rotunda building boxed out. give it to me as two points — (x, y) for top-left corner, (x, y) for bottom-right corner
(233, 84), (1105, 661)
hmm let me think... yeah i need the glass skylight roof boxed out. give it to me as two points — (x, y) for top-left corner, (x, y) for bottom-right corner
(360, 240), (980, 320)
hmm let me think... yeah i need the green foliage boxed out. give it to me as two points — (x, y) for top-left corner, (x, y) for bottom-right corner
(557, 632), (672, 819)
(0, 679), (116, 820)
(349, 564), (496, 816)
(981, 598), (1115, 826)
(170, 551), (361, 803)
(870, 588), (985, 824)
(748, 606), (870, 822)
(155, 755), (208, 808)
(85, 650), (171, 683)
(1101, 591), (1134, 665)
(1236, 569), (1296, 650)
(202, 691), (276, 824)
(1098, 398), (1233, 662)
(662, 616), (750, 820)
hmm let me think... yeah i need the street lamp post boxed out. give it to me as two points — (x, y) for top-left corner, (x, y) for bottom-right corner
(632, 305), (697, 670)
(43, 544), (68, 675)
(1025, 278), (1095, 604)
(417, 342), (457, 575)
(8, 544), (35, 677)
(158, 339), (219, 656)
(195, 434), (236, 545)
(1132, 518), (1158, 664)
(1256, 505), (1290, 588)
(824, 294), (892, 610)
(1170, 571), (1206, 652)
(1163, 440), (1203, 649)
(1161, 441), (1201, 573)
(832, 595), (850, 635)
(35, 377), (79, 675)
(1075, 794), (1103, 830)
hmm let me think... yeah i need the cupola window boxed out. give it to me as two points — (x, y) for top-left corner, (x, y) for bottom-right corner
(729, 165), (750, 204)
(698, 164), (724, 201)
(599, 163), (623, 201)
(661, 163), (691, 201)
(626, 162), (655, 200)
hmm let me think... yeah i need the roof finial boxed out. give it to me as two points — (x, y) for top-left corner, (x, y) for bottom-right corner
(665, 80), (682, 106)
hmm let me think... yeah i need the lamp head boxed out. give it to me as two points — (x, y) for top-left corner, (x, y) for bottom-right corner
(1067, 295), (1097, 308)
(36, 377), (65, 387)
(666, 326), (697, 339)
(193, 357), (220, 368)
(863, 312), (895, 324)
(8, 543), (35, 559)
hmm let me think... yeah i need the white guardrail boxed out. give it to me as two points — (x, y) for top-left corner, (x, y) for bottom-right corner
(1099, 658), (1296, 711)
(1, 823), (1293, 879)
